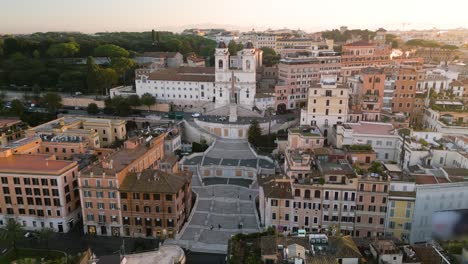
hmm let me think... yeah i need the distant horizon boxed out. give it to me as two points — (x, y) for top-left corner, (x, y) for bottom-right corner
(1, 24), (467, 36)
(1, 0), (468, 35)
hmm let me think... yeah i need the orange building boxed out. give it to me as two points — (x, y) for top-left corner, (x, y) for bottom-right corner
(78, 134), (165, 237)
(0, 119), (27, 147)
(391, 67), (417, 116)
(355, 175), (389, 238)
(341, 41), (391, 78)
(119, 169), (192, 238)
(0, 153), (81, 233)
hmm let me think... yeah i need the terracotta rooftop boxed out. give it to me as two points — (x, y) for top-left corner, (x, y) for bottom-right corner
(388, 191), (416, 198)
(414, 174), (449, 184)
(412, 245), (442, 264)
(148, 67), (215, 82)
(80, 136), (163, 176)
(162, 154), (179, 166)
(187, 56), (205, 63)
(344, 122), (395, 136)
(259, 176), (293, 199)
(0, 154), (77, 175)
(119, 169), (191, 194)
(0, 119), (22, 128)
(444, 168), (468, 177)
(450, 80), (464, 87)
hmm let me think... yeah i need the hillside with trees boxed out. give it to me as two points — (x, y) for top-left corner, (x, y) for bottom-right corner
(0, 31), (217, 95)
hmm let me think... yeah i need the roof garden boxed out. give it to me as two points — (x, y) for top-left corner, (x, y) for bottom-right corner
(289, 126), (323, 137)
(343, 144), (374, 152)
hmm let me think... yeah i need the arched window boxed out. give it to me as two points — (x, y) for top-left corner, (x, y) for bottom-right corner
(246, 60), (251, 70)
(218, 59), (223, 70)
(304, 190), (311, 199)
(314, 190), (321, 198)
(294, 189), (301, 197)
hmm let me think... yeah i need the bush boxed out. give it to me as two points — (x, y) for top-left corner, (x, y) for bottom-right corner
(86, 103), (99, 115)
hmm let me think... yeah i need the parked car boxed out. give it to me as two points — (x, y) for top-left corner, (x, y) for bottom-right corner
(192, 112), (201, 118)
(218, 116), (227, 122)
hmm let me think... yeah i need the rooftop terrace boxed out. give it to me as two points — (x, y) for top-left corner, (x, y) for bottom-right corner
(0, 154), (77, 175)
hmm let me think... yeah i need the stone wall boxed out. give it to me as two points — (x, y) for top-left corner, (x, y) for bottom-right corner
(61, 96), (170, 112)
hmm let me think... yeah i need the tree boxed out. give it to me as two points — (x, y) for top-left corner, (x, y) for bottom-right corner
(0, 218), (24, 253)
(10, 99), (25, 116)
(141, 93), (156, 111)
(228, 40), (239, 55)
(111, 96), (131, 116)
(87, 103), (99, 115)
(247, 119), (262, 145)
(111, 57), (136, 85)
(32, 49), (40, 59)
(57, 71), (85, 95)
(86, 56), (100, 96)
(93, 44), (129, 62)
(46, 42), (80, 62)
(265, 107), (275, 136)
(261, 47), (280, 66)
(41, 92), (62, 113)
(97, 68), (118, 96)
(37, 227), (54, 251)
(127, 94), (141, 107)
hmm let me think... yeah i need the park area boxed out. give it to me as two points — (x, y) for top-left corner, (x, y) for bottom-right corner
(0, 248), (68, 264)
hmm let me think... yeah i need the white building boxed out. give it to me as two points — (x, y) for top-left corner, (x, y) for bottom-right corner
(410, 176), (468, 244)
(333, 122), (400, 162)
(254, 93), (276, 111)
(300, 76), (349, 143)
(214, 41), (258, 109)
(135, 41), (259, 112)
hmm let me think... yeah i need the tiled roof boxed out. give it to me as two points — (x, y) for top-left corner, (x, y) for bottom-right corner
(148, 67), (215, 82)
(389, 191), (416, 198)
(0, 119), (22, 127)
(162, 154), (179, 166)
(345, 122), (395, 136)
(120, 169), (191, 194)
(187, 56), (205, 63)
(0, 154), (77, 175)
(259, 176), (293, 199)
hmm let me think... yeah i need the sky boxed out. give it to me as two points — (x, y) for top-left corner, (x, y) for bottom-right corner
(1, 0), (467, 34)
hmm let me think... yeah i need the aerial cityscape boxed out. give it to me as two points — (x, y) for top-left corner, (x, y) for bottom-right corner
(0, 1), (468, 263)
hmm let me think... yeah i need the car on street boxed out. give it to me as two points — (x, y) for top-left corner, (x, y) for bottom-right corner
(218, 117), (227, 122)
(192, 112), (201, 118)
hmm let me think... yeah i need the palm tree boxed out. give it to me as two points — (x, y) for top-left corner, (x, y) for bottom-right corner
(0, 218), (24, 253)
(265, 107), (275, 136)
(37, 228), (54, 251)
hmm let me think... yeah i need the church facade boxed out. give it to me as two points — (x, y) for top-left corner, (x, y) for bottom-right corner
(135, 41), (261, 112)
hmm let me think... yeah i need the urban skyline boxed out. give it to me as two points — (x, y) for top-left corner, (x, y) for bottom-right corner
(1, 0), (468, 34)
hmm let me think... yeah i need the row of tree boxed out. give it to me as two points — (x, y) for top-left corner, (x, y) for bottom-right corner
(0, 32), (217, 95)
(87, 93), (156, 116)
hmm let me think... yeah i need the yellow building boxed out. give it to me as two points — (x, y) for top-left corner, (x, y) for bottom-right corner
(386, 189), (415, 242)
(27, 116), (126, 148)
